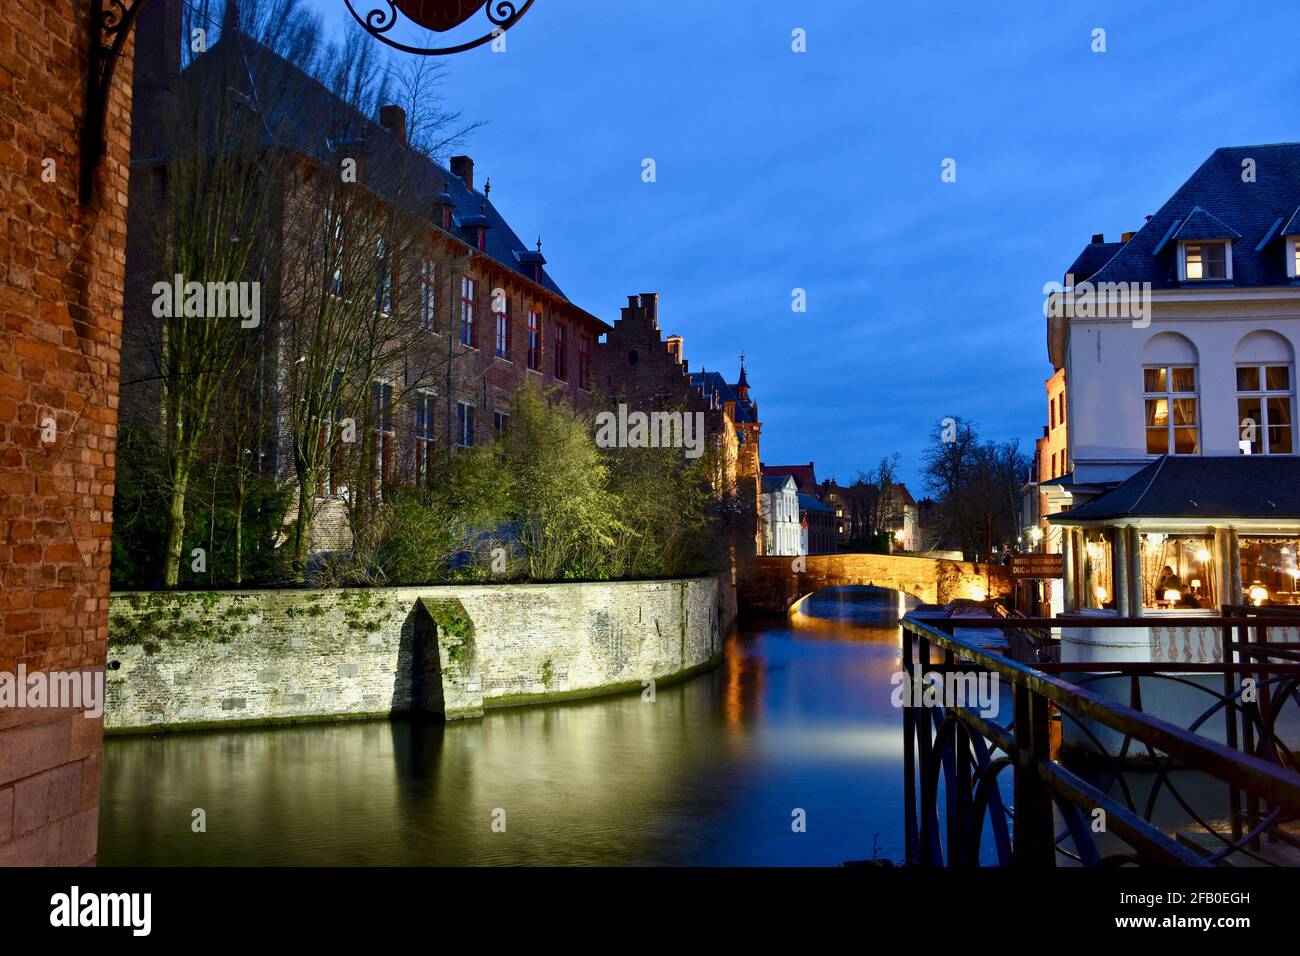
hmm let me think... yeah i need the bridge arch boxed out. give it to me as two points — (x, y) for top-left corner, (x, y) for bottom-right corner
(739, 553), (1012, 616)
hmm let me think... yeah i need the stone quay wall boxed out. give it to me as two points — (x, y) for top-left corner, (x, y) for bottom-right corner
(105, 576), (727, 733)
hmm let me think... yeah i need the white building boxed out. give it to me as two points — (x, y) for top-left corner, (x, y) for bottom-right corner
(1043, 144), (1300, 671)
(760, 474), (803, 557)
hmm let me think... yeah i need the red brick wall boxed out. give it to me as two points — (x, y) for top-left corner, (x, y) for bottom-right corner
(0, 1), (133, 865)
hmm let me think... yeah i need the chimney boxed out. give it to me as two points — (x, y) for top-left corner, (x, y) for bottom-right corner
(640, 292), (659, 328)
(1121, 231), (1136, 243)
(666, 335), (683, 364)
(451, 155), (474, 191)
(379, 105), (406, 145)
(1091, 233), (1105, 244)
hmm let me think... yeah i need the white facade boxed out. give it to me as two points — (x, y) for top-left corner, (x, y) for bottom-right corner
(760, 475), (803, 557)
(1052, 291), (1299, 485)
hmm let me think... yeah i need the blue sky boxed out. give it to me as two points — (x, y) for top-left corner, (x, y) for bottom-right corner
(315, 0), (1300, 490)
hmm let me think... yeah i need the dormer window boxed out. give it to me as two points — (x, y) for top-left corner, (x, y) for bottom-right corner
(1288, 237), (1300, 279)
(1181, 241), (1229, 281)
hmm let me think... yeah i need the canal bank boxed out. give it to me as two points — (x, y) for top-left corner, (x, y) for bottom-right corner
(105, 576), (731, 733)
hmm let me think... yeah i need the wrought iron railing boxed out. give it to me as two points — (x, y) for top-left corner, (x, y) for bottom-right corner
(901, 612), (1300, 866)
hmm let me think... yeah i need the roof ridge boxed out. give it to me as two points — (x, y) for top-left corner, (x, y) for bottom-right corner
(1127, 455), (1167, 513)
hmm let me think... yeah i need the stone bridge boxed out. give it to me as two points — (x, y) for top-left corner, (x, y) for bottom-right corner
(738, 553), (1013, 615)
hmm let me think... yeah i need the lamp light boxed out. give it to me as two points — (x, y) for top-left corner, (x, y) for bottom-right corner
(1195, 547), (1212, 563)
(1163, 589), (1181, 603)
(1249, 584), (1269, 606)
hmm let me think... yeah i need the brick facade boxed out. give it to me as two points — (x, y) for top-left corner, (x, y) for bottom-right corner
(0, 1), (134, 864)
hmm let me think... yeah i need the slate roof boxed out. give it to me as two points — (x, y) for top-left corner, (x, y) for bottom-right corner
(762, 474), (796, 494)
(687, 368), (759, 424)
(1171, 206), (1241, 242)
(763, 464), (818, 495)
(798, 492), (834, 514)
(1077, 144), (1300, 290)
(178, 30), (587, 309)
(1066, 240), (1124, 283)
(1049, 456), (1300, 523)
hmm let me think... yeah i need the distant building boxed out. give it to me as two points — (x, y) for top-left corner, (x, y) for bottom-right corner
(761, 462), (818, 496)
(760, 474), (803, 556)
(597, 294), (763, 559)
(798, 492), (837, 555)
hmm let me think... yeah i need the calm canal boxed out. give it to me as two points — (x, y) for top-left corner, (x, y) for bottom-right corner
(100, 586), (931, 865)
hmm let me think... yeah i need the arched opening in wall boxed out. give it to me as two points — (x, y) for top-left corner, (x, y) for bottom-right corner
(406, 601), (446, 718)
(789, 585), (923, 639)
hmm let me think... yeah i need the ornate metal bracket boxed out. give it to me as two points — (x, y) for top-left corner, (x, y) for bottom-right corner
(81, 0), (150, 203)
(344, 1), (536, 56)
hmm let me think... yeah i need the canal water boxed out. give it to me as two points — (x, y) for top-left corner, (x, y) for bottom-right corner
(99, 586), (929, 866)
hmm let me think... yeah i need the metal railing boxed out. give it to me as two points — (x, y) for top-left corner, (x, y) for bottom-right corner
(901, 612), (1300, 866)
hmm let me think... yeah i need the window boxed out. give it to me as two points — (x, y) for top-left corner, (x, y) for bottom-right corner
(1081, 529), (1115, 610)
(1182, 241), (1229, 281)
(375, 238), (393, 314)
(419, 259), (436, 330)
(578, 334), (591, 390)
(495, 294), (510, 359)
(456, 401), (474, 447)
(1237, 363), (1294, 455)
(319, 368), (346, 497)
(414, 391), (436, 487)
(1239, 536), (1300, 607)
(1143, 365), (1199, 455)
(553, 321), (568, 381)
(1139, 533), (1218, 610)
(460, 277), (477, 347)
(494, 411), (508, 436)
(370, 382), (394, 499)
(326, 212), (345, 296)
(526, 309), (541, 371)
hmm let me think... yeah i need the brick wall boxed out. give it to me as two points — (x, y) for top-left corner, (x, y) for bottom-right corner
(0, 2), (133, 864)
(105, 577), (725, 732)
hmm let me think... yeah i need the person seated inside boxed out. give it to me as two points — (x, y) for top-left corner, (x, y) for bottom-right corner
(1156, 565), (1183, 594)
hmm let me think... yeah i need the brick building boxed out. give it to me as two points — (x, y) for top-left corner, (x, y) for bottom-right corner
(122, 6), (610, 555)
(0, 1), (135, 864)
(597, 294), (764, 559)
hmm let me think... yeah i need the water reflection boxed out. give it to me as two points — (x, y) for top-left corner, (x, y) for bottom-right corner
(101, 586), (926, 866)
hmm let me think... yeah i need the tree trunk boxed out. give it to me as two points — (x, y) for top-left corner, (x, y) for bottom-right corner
(162, 461), (190, 587)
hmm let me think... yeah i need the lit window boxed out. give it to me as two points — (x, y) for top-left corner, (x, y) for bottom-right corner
(1183, 241), (1228, 281)
(460, 277), (476, 347)
(456, 401), (474, 448)
(527, 309), (541, 371)
(1240, 536), (1300, 607)
(1237, 363), (1294, 455)
(1143, 365), (1199, 455)
(1139, 532), (1219, 610)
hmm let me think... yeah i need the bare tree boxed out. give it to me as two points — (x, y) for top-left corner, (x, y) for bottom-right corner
(387, 57), (486, 160)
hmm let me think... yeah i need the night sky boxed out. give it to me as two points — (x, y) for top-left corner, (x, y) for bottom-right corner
(311, 0), (1300, 489)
